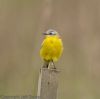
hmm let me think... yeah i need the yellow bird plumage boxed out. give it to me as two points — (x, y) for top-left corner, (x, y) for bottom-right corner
(40, 29), (63, 69)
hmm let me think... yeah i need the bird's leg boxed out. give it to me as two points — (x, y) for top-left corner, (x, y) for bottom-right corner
(43, 60), (49, 68)
(51, 60), (56, 69)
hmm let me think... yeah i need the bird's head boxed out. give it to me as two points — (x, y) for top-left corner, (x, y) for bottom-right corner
(43, 29), (59, 37)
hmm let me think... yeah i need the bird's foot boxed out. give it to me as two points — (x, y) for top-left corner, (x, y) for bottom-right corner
(42, 65), (48, 68)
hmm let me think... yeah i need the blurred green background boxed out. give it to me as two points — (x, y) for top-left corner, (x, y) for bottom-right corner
(0, 0), (100, 99)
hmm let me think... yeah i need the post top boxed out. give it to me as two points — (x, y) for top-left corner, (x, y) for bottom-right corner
(40, 68), (60, 73)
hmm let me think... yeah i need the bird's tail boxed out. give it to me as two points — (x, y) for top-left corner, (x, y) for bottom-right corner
(43, 60), (49, 68)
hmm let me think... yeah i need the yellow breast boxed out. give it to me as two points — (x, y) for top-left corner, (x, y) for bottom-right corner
(40, 36), (63, 61)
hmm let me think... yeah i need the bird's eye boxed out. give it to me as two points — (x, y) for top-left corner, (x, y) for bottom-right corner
(49, 31), (55, 35)
(49, 32), (53, 35)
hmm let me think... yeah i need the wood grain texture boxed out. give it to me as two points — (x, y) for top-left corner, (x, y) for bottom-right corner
(37, 68), (60, 99)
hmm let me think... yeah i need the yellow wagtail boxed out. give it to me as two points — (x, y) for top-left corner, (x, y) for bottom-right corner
(40, 29), (63, 69)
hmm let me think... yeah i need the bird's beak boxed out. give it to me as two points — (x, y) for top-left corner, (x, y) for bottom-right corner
(43, 32), (48, 35)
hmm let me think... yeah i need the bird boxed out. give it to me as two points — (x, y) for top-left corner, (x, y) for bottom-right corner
(40, 29), (63, 69)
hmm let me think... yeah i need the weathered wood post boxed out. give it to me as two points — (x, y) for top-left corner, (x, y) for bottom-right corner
(37, 68), (60, 99)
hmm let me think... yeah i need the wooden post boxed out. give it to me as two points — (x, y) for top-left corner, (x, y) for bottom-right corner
(37, 68), (60, 99)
